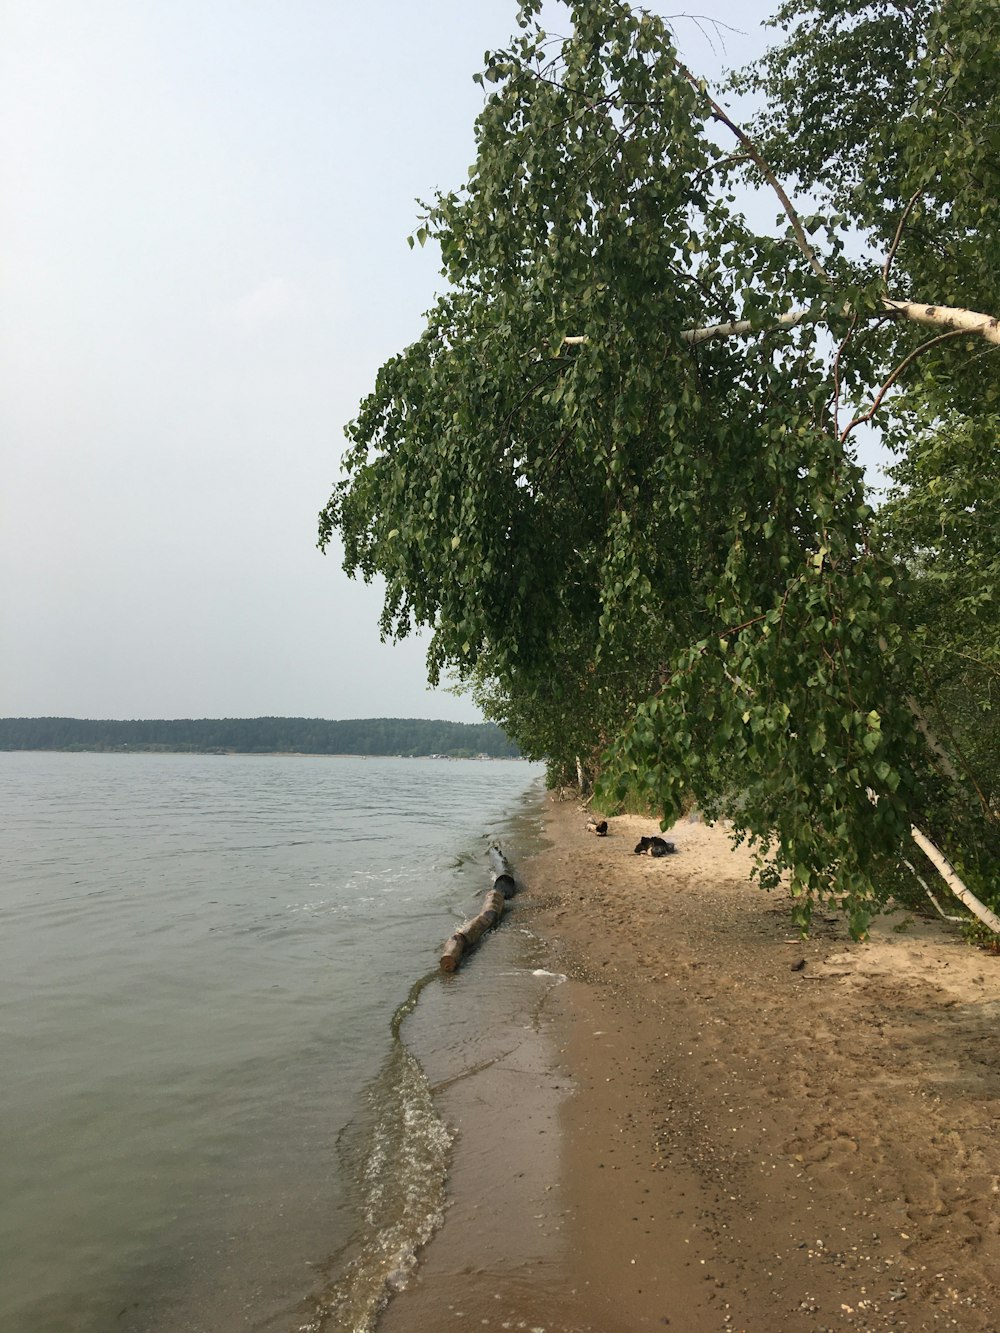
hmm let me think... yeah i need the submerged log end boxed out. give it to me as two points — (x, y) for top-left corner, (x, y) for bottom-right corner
(488, 844), (512, 879)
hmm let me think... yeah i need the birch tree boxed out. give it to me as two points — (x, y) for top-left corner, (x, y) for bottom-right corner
(320, 0), (1000, 935)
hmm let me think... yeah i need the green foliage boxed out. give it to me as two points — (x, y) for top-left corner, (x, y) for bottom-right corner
(741, 0), (1000, 317)
(873, 407), (1000, 909)
(320, 0), (1000, 935)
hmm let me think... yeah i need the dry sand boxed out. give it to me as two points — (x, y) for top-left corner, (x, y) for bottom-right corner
(380, 795), (1000, 1333)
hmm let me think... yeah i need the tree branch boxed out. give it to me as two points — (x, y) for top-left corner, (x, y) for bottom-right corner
(679, 69), (829, 284)
(839, 329), (968, 443)
(562, 308), (810, 349)
(883, 190), (922, 282)
(882, 299), (1000, 344)
(693, 298), (1000, 347)
(682, 308), (810, 345)
(906, 692), (965, 785)
(901, 857), (966, 923)
(562, 298), (1000, 350)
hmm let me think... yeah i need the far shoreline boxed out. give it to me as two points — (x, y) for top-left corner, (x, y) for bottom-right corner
(1, 748), (528, 760)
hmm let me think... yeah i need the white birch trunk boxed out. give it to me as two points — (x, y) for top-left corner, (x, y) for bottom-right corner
(883, 299), (1000, 345)
(563, 297), (1000, 350)
(910, 826), (1000, 934)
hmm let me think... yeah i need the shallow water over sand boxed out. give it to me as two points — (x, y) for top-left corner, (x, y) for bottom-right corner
(0, 751), (544, 1332)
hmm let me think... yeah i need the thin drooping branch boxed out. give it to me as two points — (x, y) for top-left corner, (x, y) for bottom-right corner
(883, 191), (922, 281)
(840, 329), (968, 442)
(828, 311), (859, 432)
(678, 70), (830, 284)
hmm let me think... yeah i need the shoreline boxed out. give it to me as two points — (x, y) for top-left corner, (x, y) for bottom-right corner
(382, 793), (1000, 1332)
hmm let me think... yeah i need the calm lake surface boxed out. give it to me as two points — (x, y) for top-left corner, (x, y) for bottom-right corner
(0, 752), (547, 1333)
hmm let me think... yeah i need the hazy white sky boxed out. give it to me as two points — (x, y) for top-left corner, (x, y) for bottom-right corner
(2, 1), (783, 722)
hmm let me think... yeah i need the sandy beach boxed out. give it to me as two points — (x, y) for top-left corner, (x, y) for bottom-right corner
(381, 794), (1000, 1333)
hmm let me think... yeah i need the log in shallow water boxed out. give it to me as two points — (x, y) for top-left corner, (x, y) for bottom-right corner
(440, 846), (516, 973)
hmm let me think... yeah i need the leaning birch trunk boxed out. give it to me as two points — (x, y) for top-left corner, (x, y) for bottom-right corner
(910, 826), (1000, 935)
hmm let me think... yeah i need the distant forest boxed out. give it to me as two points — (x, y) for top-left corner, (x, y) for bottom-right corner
(0, 717), (520, 759)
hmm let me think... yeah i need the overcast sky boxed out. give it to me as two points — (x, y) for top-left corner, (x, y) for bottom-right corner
(2, 1), (786, 722)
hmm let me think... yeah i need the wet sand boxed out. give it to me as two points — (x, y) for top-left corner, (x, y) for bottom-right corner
(381, 795), (1000, 1332)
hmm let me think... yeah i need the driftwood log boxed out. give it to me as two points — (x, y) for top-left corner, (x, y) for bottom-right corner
(440, 845), (517, 973)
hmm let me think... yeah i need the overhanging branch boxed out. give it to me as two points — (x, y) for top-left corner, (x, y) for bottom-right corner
(840, 329), (969, 442)
(882, 299), (1000, 344)
(562, 297), (1000, 350)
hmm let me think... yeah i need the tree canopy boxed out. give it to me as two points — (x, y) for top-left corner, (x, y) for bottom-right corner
(320, 0), (1000, 936)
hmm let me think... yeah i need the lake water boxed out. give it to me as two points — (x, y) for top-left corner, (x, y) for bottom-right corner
(0, 752), (548, 1333)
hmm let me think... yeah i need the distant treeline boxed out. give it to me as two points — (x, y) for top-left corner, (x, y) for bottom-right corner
(0, 717), (520, 759)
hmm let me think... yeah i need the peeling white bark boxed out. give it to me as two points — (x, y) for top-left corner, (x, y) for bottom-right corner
(910, 826), (1000, 934)
(562, 297), (1000, 350)
(883, 299), (1000, 345)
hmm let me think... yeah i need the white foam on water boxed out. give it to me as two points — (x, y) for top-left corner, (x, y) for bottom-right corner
(495, 968), (567, 984)
(307, 975), (453, 1333)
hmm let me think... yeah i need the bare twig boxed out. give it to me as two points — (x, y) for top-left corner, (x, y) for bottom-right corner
(828, 311), (860, 432)
(668, 12), (744, 60)
(883, 190), (922, 282)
